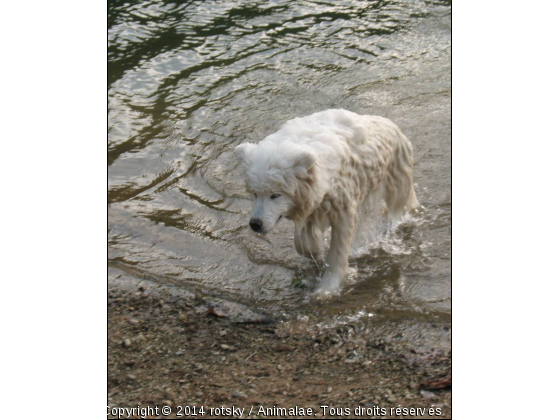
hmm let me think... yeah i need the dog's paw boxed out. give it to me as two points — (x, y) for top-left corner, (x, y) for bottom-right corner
(311, 273), (341, 296)
(310, 287), (340, 300)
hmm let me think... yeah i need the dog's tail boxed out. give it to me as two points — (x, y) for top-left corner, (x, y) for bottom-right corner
(383, 132), (421, 218)
(406, 184), (420, 211)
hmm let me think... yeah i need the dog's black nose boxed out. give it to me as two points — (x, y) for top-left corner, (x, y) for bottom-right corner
(249, 219), (263, 232)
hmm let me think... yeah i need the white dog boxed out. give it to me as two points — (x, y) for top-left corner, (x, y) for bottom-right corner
(235, 109), (419, 294)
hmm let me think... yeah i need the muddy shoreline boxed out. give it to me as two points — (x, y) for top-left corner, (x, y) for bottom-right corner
(108, 277), (451, 419)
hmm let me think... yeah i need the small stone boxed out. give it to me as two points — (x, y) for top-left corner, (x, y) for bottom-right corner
(232, 391), (247, 399)
(420, 390), (438, 400)
(126, 374), (136, 380)
(327, 387), (332, 393)
(220, 344), (232, 350)
(123, 339), (132, 348)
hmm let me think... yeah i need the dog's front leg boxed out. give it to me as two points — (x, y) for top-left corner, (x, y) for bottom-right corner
(315, 209), (356, 294)
(294, 220), (322, 259)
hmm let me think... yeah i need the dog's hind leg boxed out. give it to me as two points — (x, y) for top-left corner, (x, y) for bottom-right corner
(384, 183), (406, 225)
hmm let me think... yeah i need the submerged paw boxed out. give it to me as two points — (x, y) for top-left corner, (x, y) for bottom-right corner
(311, 276), (341, 296)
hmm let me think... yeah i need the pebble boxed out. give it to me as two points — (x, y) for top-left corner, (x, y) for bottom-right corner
(420, 390), (438, 400)
(232, 391), (248, 399)
(123, 338), (132, 348)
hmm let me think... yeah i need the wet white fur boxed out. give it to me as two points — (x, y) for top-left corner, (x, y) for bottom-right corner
(235, 109), (419, 294)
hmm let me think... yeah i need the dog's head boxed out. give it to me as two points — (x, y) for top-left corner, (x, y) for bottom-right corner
(234, 141), (317, 234)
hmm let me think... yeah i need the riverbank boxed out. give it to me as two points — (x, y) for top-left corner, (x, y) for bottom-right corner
(107, 277), (451, 419)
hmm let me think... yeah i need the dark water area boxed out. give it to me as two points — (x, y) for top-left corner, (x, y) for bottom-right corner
(108, 0), (450, 350)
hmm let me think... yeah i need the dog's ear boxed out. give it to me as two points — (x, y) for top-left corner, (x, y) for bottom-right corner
(292, 148), (317, 171)
(234, 142), (256, 163)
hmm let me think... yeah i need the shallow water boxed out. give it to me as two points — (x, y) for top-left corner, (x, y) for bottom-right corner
(108, 0), (450, 348)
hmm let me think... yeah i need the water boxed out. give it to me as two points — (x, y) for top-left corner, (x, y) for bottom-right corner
(108, 0), (450, 349)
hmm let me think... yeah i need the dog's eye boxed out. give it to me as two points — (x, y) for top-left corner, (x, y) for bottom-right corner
(270, 194), (280, 200)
